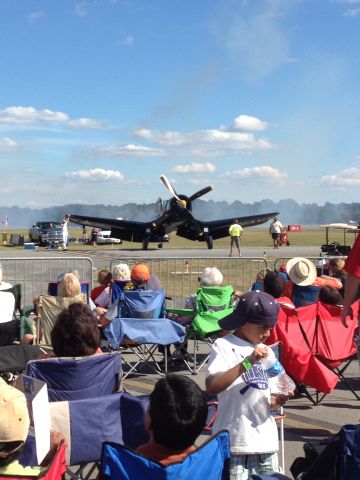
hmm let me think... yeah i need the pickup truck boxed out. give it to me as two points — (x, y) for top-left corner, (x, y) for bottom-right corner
(29, 221), (63, 246)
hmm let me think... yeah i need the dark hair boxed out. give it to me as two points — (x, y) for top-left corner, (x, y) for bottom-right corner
(263, 271), (285, 299)
(318, 286), (342, 306)
(97, 269), (112, 286)
(149, 374), (208, 451)
(51, 303), (100, 357)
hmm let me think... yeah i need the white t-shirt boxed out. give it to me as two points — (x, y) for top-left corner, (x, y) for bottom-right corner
(0, 292), (15, 323)
(270, 221), (283, 234)
(206, 334), (278, 454)
(0, 282), (13, 291)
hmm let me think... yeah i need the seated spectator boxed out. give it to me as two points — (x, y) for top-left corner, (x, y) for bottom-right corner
(284, 257), (342, 308)
(131, 263), (161, 291)
(0, 378), (63, 475)
(57, 272), (83, 298)
(0, 262), (12, 290)
(90, 269), (112, 307)
(251, 269), (270, 292)
(263, 271), (295, 308)
(318, 285), (343, 306)
(277, 263), (289, 282)
(112, 263), (133, 292)
(328, 258), (346, 298)
(51, 303), (101, 357)
(136, 374), (208, 466)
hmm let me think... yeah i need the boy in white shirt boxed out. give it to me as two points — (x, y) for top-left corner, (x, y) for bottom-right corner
(206, 291), (291, 480)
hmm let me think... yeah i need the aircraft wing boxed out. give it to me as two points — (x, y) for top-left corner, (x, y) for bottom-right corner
(69, 214), (152, 242)
(176, 211), (279, 241)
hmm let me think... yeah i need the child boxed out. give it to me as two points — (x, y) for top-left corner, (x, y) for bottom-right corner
(206, 291), (290, 479)
(136, 374), (208, 466)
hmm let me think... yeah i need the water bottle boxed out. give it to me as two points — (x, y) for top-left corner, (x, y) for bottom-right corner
(261, 347), (296, 395)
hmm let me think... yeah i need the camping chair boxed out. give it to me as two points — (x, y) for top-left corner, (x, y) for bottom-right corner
(290, 424), (360, 480)
(103, 290), (186, 377)
(168, 285), (234, 374)
(109, 280), (133, 305)
(18, 392), (149, 480)
(100, 429), (231, 480)
(34, 293), (87, 346)
(1, 440), (67, 480)
(298, 300), (360, 404)
(0, 345), (43, 382)
(0, 319), (21, 346)
(25, 352), (122, 401)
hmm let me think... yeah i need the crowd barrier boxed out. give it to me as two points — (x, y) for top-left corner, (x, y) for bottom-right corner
(110, 257), (269, 307)
(0, 257), (94, 306)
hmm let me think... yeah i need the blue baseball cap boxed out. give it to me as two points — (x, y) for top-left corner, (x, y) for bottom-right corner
(219, 291), (279, 331)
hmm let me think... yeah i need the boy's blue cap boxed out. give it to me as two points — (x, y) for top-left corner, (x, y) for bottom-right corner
(219, 291), (279, 331)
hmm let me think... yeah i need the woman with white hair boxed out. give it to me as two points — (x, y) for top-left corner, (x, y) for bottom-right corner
(112, 263), (131, 281)
(0, 263), (12, 291)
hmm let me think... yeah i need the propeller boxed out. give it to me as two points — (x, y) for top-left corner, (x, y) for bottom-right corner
(160, 175), (181, 202)
(188, 185), (212, 202)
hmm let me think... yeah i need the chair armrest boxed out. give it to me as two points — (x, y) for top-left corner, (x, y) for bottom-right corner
(166, 307), (195, 316)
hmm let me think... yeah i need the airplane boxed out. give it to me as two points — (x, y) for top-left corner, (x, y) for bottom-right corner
(69, 174), (279, 250)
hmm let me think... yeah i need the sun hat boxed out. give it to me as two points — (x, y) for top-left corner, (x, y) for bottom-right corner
(131, 264), (150, 284)
(219, 291), (279, 331)
(286, 257), (317, 286)
(0, 378), (30, 444)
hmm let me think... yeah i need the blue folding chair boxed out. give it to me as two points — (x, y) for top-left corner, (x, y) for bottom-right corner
(104, 290), (186, 377)
(100, 429), (231, 480)
(20, 392), (149, 480)
(25, 352), (122, 401)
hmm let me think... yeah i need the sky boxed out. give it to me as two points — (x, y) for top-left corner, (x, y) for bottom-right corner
(1, 0), (360, 209)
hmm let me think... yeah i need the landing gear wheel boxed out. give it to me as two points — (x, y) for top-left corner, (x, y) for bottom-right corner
(205, 235), (213, 249)
(142, 236), (150, 250)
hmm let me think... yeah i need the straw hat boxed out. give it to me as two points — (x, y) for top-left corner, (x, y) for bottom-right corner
(286, 257), (317, 286)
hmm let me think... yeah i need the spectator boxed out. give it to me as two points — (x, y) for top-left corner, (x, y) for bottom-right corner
(263, 271), (295, 308)
(51, 303), (101, 357)
(341, 233), (360, 328)
(57, 273), (82, 297)
(90, 227), (99, 248)
(318, 286), (343, 306)
(136, 374), (207, 466)
(328, 257), (346, 298)
(284, 257), (342, 308)
(0, 262), (12, 290)
(206, 291), (290, 478)
(111, 263), (133, 292)
(82, 225), (88, 242)
(131, 263), (161, 291)
(0, 378), (64, 475)
(90, 269), (112, 307)
(269, 217), (283, 249)
(251, 269), (270, 292)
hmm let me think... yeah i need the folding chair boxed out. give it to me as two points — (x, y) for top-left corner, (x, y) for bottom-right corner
(0, 319), (20, 346)
(109, 280), (133, 305)
(25, 352), (122, 401)
(45, 392), (147, 480)
(266, 304), (339, 404)
(100, 429), (231, 480)
(35, 294), (87, 346)
(2, 283), (23, 319)
(0, 345), (43, 382)
(168, 285), (234, 374)
(1, 440), (67, 479)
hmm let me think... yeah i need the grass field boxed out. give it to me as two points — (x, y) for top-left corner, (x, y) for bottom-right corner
(0, 227), (356, 250)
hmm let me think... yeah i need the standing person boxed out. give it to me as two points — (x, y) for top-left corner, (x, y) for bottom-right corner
(90, 227), (99, 248)
(269, 217), (283, 249)
(206, 291), (291, 479)
(341, 234), (360, 328)
(229, 219), (243, 257)
(62, 215), (69, 251)
(82, 225), (88, 243)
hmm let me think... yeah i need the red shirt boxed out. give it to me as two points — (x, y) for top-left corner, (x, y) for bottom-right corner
(90, 285), (106, 302)
(136, 442), (196, 466)
(345, 234), (360, 278)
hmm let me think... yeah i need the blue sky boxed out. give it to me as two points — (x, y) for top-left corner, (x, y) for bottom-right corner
(1, 0), (360, 208)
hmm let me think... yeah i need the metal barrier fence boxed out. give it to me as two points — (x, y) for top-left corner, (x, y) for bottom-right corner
(110, 257), (269, 307)
(0, 257), (94, 306)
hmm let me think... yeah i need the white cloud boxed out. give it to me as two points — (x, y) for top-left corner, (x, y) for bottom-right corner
(75, 2), (88, 17)
(92, 144), (165, 157)
(233, 114), (268, 132)
(0, 106), (105, 129)
(0, 137), (19, 151)
(119, 35), (134, 46)
(321, 167), (360, 185)
(65, 168), (124, 182)
(223, 165), (287, 179)
(172, 162), (216, 174)
(28, 11), (45, 24)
